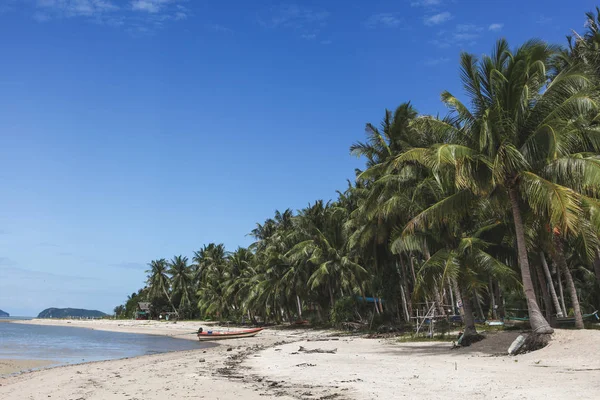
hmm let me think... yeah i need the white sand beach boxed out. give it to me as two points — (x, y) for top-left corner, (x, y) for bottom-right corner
(1, 319), (599, 399)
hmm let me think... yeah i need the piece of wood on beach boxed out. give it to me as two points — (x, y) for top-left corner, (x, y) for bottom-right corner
(298, 346), (337, 354)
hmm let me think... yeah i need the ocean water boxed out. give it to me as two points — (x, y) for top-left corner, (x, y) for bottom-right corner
(0, 322), (209, 369)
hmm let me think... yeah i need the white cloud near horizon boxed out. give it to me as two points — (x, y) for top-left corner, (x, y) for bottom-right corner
(365, 13), (403, 29)
(488, 23), (504, 31)
(32, 0), (190, 32)
(424, 57), (449, 66)
(131, 0), (172, 14)
(430, 24), (484, 48)
(257, 4), (330, 40)
(36, 0), (118, 18)
(411, 0), (442, 7)
(424, 11), (452, 26)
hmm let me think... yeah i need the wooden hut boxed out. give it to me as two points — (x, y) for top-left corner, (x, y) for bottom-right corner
(136, 302), (151, 320)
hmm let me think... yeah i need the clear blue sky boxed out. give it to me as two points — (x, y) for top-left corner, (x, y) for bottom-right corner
(0, 0), (595, 316)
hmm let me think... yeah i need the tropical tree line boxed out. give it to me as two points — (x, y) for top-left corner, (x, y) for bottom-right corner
(115, 8), (600, 340)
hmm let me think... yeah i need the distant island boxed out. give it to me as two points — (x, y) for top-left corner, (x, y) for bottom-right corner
(37, 308), (107, 319)
(0, 309), (9, 317)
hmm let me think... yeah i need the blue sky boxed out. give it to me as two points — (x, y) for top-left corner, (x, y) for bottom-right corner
(0, 0), (595, 316)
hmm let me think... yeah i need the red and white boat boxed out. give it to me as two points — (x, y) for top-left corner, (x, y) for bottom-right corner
(196, 327), (263, 341)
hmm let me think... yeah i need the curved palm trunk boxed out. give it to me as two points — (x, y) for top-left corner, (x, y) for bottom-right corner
(561, 264), (584, 328)
(553, 236), (584, 329)
(508, 187), (553, 333)
(540, 252), (563, 318)
(534, 260), (554, 326)
(474, 290), (485, 321)
(162, 286), (178, 315)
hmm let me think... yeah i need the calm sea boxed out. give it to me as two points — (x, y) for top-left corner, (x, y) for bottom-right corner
(0, 321), (209, 371)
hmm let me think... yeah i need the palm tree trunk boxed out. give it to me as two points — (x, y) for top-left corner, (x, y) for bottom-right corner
(409, 253), (417, 284)
(162, 287), (178, 315)
(448, 279), (456, 316)
(399, 284), (410, 323)
(488, 277), (497, 320)
(460, 285), (477, 338)
(508, 187), (553, 333)
(553, 236), (584, 329)
(434, 282), (447, 317)
(328, 284), (335, 309)
(562, 264), (584, 328)
(474, 290), (485, 321)
(452, 279), (465, 319)
(296, 295), (303, 319)
(397, 258), (411, 322)
(401, 257), (413, 318)
(494, 283), (505, 319)
(533, 260), (554, 326)
(540, 252), (564, 318)
(557, 264), (568, 317)
(593, 249), (600, 287)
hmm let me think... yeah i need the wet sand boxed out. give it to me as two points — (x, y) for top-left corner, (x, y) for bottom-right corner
(0, 359), (57, 375)
(2, 319), (600, 399)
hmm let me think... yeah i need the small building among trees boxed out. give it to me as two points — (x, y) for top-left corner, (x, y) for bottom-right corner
(136, 302), (151, 320)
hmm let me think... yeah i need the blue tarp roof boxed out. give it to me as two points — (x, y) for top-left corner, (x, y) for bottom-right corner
(356, 296), (385, 303)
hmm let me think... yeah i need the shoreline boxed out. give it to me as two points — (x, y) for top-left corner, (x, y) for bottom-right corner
(2, 320), (600, 399)
(0, 359), (58, 376)
(8, 318), (209, 341)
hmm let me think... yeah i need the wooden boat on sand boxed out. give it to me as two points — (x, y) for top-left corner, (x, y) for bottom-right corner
(197, 327), (263, 341)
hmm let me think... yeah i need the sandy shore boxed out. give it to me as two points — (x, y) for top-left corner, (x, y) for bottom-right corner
(0, 359), (57, 376)
(2, 319), (600, 399)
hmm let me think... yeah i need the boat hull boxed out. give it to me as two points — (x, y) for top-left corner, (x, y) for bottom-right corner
(197, 328), (263, 341)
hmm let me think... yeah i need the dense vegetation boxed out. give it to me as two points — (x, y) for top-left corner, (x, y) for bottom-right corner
(38, 308), (107, 319)
(115, 8), (600, 340)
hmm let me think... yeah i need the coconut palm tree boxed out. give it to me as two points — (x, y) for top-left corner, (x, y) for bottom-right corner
(196, 244), (230, 317)
(146, 259), (177, 314)
(394, 39), (600, 333)
(168, 255), (193, 317)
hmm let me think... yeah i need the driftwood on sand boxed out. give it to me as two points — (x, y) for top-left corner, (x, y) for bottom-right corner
(298, 346), (337, 354)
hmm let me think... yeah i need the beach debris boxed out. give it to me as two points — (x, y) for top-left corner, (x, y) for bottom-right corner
(509, 333), (550, 355)
(298, 346), (337, 354)
(198, 358), (206, 363)
(508, 334), (526, 355)
(295, 363), (316, 367)
(227, 347), (233, 351)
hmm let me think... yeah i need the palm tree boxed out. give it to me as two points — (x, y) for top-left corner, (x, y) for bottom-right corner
(196, 244), (230, 317)
(288, 202), (368, 309)
(146, 259), (177, 314)
(395, 39), (600, 333)
(168, 255), (193, 317)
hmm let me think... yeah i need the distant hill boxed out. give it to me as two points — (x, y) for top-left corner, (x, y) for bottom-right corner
(0, 309), (9, 317)
(37, 308), (107, 319)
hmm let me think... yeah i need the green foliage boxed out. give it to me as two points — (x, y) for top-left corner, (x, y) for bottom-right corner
(114, 8), (600, 335)
(330, 297), (360, 325)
